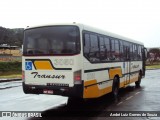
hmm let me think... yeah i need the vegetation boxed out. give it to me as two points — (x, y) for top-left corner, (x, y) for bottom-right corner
(0, 72), (21, 79)
(147, 48), (160, 65)
(0, 62), (22, 78)
(146, 64), (160, 69)
(0, 62), (21, 72)
(0, 26), (24, 47)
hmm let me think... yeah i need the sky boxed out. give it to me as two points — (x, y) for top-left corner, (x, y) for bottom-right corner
(0, 0), (160, 47)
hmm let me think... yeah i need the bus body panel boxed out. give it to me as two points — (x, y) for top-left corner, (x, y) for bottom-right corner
(82, 59), (143, 98)
(22, 55), (84, 97)
(22, 23), (146, 99)
(23, 55), (83, 87)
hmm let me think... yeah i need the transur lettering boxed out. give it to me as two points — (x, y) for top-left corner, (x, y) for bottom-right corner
(31, 72), (65, 79)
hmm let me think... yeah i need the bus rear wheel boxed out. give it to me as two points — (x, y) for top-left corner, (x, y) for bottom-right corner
(111, 76), (119, 101)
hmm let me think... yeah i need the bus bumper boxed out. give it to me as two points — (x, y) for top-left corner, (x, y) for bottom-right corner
(22, 82), (83, 98)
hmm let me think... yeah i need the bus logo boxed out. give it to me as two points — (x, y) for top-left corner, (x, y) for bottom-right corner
(25, 61), (32, 70)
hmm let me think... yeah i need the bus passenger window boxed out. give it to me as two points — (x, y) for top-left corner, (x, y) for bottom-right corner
(115, 40), (120, 61)
(84, 34), (90, 58)
(89, 34), (100, 62)
(99, 37), (106, 60)
(104, 37), (110, 61)
(119, 40), (124, 61)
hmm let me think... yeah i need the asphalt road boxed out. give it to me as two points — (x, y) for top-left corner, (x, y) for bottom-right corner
(0, 70), (160, 120)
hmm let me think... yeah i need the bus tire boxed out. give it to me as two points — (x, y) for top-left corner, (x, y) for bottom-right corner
(67, 97), (85, 106)
(111, 76), (119, 101)
(135, 73), (142, 87)
(22, 82), (30, 94)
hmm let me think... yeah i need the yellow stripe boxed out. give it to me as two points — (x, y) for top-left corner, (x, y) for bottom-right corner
(34, 61), (53, 70)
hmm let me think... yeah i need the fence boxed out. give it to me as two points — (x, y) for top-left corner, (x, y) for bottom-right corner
(0, 55), (22, 62)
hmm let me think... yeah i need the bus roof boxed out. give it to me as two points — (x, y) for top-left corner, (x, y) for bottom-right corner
(25, 23), (144, 45)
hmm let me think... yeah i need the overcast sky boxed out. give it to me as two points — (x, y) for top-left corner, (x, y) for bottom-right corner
(0, 0), (160, 47)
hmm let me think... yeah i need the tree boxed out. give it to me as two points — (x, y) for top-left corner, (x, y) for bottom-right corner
(0, 26), (8, 44)
(0, 26), (24, 47)
(148, 48), (160, 64)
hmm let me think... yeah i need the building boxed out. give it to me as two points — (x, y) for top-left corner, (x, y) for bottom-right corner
(0, 44), (21, 56)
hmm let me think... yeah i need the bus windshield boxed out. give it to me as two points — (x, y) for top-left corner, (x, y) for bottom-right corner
(23, 26), (80, 55)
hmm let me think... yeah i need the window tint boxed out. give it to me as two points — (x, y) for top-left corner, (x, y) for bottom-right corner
(104, 37), (110, 60)
(115, 40), (120, 60)
(90, 34), (98, 47)
(90, 34), (99, 62)
(83, 33), (100, 62)
(99, 37), (106, 60)
(138, 45), (142, 60)
(24, 26), (80, 55)
(111, 39), (120, 60)
(111, 39), (115, 60)
(83, 31), (143, 63)
(119, 40), (124, 60)
(84, 34), (90, 55)
(133, 44), (138, 60)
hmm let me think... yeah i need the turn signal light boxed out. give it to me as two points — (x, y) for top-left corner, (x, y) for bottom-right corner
(22, 70), (25, 81)
(74, 70), (82, 84)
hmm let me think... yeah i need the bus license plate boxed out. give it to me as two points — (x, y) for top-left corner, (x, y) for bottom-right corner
(43, 89), (53, 94)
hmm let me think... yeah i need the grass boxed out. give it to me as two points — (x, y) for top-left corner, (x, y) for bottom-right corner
(146, 64), (160, 69)
(0, 71), (22, 79)
(0, 62), (22, 79)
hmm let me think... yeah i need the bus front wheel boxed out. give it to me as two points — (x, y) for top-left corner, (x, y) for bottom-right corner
(135, 73), (142, 87)
(67, 97), (85, 106)
(111, 76), (119, 101)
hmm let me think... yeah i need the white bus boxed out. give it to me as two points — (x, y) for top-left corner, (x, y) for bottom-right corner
(22, 23), (147, 100)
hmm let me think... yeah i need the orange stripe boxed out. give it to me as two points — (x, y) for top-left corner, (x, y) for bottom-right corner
(83, 80), (112, 98)
(109, 68), (122, 79)
(120, 76), (139, 88)
(34, 61), (53, 70)
(130, 77), (138, 83)
(120, 81), (125, 88)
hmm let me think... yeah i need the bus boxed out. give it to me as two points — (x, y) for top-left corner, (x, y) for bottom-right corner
(22, 23), (147, 101)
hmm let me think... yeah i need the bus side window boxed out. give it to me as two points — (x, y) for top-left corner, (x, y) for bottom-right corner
(130, 43), (133, 60)
(133, 44), (138, 60)
(138, 45), (142, 60)
(115, 39), (120, 61)
(120, 40), (124, 61)
(90, 34), (100, 62)
(110, 39), (115, 60)
(84, 33), (90, 58)
(99, 36), (106, 61)
(123, 41), (129, 60)
(104, 37), (110, 61)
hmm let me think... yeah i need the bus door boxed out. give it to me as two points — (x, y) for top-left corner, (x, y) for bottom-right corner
(124, 46), (130, 85)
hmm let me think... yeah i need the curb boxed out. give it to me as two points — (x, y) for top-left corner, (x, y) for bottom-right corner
(0, 78), (21, 83)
